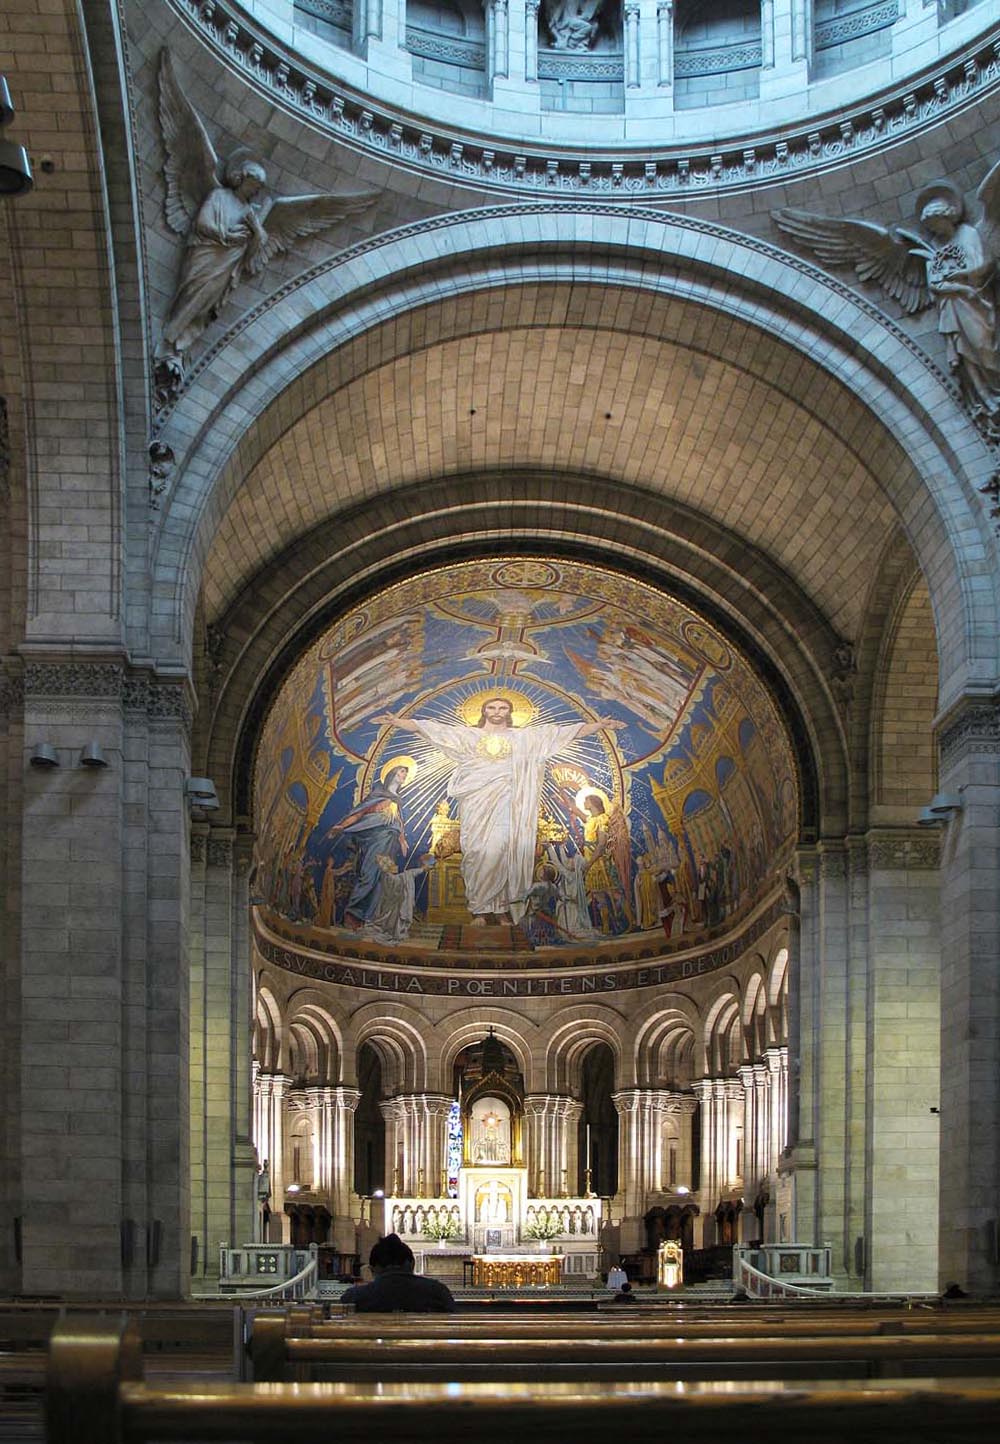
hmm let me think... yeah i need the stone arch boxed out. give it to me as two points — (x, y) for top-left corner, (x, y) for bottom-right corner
(149, 208), (998, 704)
(439, 1012), (533, 1094)
(703, 987), (742, 1076)
(254, 980), (283, 1072)
(633, 1000), (702, 1088)
(285, 995), (344, 1084)
(349, 1006), (431, 1094)
(543, 1007), (625, 1095)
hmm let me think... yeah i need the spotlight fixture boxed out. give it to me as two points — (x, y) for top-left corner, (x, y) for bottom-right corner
(79, 741), (108, 768)
(29, 742), (59, 768)
(185, 777), (220, 811)
(917, 793), (963, 827)
(0, 76), (33, 197)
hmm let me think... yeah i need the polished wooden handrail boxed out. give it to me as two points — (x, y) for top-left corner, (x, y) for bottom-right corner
(45, 1317), (1000, 1444)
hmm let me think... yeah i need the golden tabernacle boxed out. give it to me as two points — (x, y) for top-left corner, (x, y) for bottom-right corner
(471, 1254), (564, 1287)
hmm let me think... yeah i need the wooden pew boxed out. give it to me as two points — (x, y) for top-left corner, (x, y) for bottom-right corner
(247, 1304), (1000, 1383)
(46, 1316), (1000, 1444)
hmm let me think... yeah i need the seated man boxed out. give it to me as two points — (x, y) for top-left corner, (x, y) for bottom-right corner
(339, 1232), (457, 1312)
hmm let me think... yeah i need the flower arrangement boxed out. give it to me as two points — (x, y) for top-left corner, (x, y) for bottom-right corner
(523, 1209), (563, 1241)
(422, 1214), (462, 1242)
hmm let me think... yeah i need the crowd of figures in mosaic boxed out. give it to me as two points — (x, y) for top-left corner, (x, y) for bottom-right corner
(253, 560), (798, 960)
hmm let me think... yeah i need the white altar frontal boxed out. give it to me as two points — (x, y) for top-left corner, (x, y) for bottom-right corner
(461, 1166), (526, 1254)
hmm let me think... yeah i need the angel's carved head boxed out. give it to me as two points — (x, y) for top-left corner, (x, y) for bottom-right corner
(224, 157), (266, 200)
(920, 197), (961, 239)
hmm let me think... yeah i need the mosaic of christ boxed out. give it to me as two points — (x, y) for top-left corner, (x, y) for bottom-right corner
(253, 559), (798, 961)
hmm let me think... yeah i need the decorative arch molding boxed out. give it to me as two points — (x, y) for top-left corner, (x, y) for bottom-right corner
(439, 1014), (534, 1094)
(543, 1008), (626, 1094)
(149, 207), (998, 694)
(348, 1006), (432, 1093)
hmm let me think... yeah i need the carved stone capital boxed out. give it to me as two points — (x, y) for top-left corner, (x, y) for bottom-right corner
(23, 661), (124, 699)
(207, 834), (234, 868)
(938, 699), (1000, 767)
(866, 830), (940, 871)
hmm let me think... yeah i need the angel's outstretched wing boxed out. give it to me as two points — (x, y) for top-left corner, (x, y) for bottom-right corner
(158, 49), (219, 235)
(247, 190), (379, 275)
(772, 207), (932, 314)
(976, 156), (1000, 262)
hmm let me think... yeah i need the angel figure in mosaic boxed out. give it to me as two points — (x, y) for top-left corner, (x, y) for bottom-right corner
(773, 161), (1000, 437)
(154, 49), (377, 397)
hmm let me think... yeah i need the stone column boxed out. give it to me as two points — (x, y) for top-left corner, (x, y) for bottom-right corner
(189, 827), (258, 1279)
(759, 0), (810, 102)
(764, 1046), (788, 1173)
(523, 1094), (579, 1196)
(484, 0), (510, 84)
(307, 1085), (361, 1230)
(656, 0), (674, 88)
(936, 701), (1000, 1293)
(862, 830), (941, 1291)
(691, 1076), (744, 1236)
(255, 1071), (292, 1238)
(524, 0), (540, 82)
(624, 0), (641, 88)
(381, 1092), (450, 1197)
(353, 0), (412, 74)
(738, 1062), (771, 1201)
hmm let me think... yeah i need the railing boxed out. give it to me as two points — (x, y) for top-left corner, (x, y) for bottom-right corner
(733, 1244), (833, 1299)
(219, 1244), (319, 1300)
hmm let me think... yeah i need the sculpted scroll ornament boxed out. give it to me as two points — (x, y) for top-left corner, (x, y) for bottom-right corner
(154, 49), (378, 403)
(773, 161), (1000, 440)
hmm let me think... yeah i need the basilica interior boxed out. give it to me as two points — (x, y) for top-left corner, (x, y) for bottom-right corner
(2, 0), (1000, 1329)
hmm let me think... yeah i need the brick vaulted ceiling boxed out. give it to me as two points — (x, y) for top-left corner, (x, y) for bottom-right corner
(201, 322), (899, 640)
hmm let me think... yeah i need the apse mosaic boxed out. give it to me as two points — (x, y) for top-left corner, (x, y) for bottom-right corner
(252, 559), (798, 963)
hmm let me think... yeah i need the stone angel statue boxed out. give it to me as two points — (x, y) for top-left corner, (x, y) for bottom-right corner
(155, 49), (378, 395)
(773, 163), (1000, 437)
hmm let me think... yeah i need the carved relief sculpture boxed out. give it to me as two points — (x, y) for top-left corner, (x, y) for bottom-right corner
(543, 0), (606, 50)
(773, 160), (1000, 439)
(154, 50), (378, 400)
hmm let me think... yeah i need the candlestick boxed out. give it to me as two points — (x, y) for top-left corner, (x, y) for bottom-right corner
(586, 1123), (591, 1169)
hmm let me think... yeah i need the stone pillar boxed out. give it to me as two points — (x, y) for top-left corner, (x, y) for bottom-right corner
(760, 0), (810, 101)
(738, 1062), (771, 1201)
(691, 1077), (744, 1237)
(306, 1085), (361, 1227)
(484, 0), (510, 84)
(624, 1), (641, 88)
(524, 0), (540, 81)
(612, 1088), (689, 1217)
(764, 1046), (788, 1174)
(10, 663), (193, 1299)
(381, 1093), (450, 1197)
(189, 827), (257, 1279)
(523, 1094), (579, 1196)
(937, 701), (1000, 1293)
(353, 0), (412, 73)
(863, 830), (941, 1291)
(255, 1071), (291, 1239)
(656, 0), (674, 88)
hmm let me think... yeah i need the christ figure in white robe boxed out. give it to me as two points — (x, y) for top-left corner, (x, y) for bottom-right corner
(373, 697), (623, 926)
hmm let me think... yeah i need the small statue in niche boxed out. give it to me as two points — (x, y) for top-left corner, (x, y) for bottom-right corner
(772, 160), (1000, 440)
(154, 50), (378, 400)
(543, 0), (604, 50)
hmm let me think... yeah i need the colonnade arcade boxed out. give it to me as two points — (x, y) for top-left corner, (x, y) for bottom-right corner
(248, 941), (789, 1256)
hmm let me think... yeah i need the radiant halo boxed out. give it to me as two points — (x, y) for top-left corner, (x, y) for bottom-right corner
(457, 688), (539, 728)
(379, 754), (417, 784)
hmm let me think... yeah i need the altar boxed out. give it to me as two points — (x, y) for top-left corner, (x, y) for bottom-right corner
(471, 1253), (564, 1288)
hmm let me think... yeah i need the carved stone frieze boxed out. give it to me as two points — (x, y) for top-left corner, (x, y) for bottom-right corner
(867, 834), (941, 870)
(23, 662), (124, 699)
(169, 0), (1000, 201)
(207, 836), (234, 868)
(818, 848), (847, 880)
(122, 674), (194, 731)
(938, 700), (1000, 765)
(190, 832), (208, 864)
